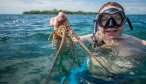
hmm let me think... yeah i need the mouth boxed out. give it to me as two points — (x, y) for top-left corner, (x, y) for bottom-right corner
(105, 29), (118, 33)
(104, 29), (119, 39)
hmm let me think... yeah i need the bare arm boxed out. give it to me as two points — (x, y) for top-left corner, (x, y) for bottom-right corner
(79, 34), (93, 43)
(142, 40), (146, 45)
(130, 36), (146, 46)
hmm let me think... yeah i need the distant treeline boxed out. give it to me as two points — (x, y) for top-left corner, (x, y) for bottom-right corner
(23, 9), (97, 14)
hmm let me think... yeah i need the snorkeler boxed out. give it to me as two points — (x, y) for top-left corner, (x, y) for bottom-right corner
(50, 2), (146, 83)
(50, 2), (146, 55)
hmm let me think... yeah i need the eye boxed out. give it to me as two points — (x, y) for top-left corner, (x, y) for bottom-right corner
(99, 15), (109, 26)
(100, 15), (109, 22)
(114, 13), (123, 20)
(115, 16), (122, 20)
(101, 17), (108, 21)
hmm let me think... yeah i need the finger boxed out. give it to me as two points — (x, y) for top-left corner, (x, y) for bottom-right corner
(50, 17), (54, 27)
(53, 17), (59, 29)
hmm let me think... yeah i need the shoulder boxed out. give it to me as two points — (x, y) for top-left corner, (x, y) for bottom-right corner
(122, 34), (138, 40)
(123, 34), (146, 45)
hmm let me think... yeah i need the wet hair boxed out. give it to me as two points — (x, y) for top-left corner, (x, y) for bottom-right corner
(99, 2), (124, 13)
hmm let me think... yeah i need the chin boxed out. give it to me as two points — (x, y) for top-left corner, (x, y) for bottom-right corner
(106, 36), (117, 39)
(104, 30), (123, 39)
(107, 36), (115, 39)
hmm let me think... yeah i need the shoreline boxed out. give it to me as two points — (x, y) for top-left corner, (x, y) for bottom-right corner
(22, 9), (97, 14)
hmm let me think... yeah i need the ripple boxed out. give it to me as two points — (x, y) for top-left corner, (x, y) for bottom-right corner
(0, 14), (146, 83)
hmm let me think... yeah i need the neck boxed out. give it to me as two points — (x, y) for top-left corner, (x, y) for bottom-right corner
(104, 38), (118, 45)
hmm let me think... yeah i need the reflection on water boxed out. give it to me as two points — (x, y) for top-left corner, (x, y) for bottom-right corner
(0, 56), (53, 84)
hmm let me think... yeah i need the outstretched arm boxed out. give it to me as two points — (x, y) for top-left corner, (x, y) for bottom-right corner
(50, 12), (92, 45)
(79, 34), (93, 43)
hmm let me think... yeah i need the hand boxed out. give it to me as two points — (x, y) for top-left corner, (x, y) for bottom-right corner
(50, 12), (68, 30)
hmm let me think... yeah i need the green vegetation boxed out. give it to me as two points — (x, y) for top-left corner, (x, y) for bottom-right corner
(23, 9), (97, 14)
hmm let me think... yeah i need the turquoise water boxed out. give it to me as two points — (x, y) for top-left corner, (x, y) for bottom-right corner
(0, 14), (146, 84)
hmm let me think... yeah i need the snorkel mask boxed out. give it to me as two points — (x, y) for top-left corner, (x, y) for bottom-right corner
(93, 8), (133, 36)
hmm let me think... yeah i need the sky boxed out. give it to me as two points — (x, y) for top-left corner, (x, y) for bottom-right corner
(0, 0), (146, 14)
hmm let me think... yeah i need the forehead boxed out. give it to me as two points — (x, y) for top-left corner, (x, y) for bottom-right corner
(99, 5), (123, 14)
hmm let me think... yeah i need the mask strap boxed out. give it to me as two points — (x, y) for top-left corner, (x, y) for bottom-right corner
(92, 19), (98, 47)
(92, 14), (99, 48)
(126, 17), (133, 30)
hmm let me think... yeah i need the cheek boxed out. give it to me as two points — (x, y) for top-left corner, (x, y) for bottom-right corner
(114, 28), (124, 37)
(118, 27), (124, 33)
(98, 27), (105, 33)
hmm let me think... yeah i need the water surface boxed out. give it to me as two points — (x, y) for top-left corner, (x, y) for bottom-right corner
(0, 14), (146, 84)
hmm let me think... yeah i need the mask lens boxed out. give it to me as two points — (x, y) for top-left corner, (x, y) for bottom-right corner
(113, 12), (124, 25)
(99, 14), (110, 27)
(98, 11), (125, 28)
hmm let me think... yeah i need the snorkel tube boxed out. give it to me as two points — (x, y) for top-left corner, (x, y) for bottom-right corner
(92, 14), (105, 48)
(93, 14), (98, 37)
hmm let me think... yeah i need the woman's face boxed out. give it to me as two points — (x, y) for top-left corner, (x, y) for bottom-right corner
(98, 6), (125, 39)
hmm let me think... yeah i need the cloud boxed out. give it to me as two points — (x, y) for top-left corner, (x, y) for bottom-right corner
(0, 0), (47, 14)
(0, 0), (146, 14)
(0, 0), (100, 14)
(118, 1), (146, 14)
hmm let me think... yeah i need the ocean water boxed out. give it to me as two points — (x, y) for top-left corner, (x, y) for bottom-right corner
(0, 14), (146, 84)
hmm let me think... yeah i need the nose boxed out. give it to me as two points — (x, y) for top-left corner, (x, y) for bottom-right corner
(104, 17), (119, 29)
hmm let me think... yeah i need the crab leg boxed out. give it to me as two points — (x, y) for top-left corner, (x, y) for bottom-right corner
(45, 29), (66, 84)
